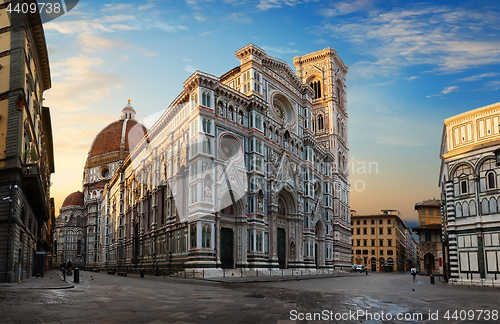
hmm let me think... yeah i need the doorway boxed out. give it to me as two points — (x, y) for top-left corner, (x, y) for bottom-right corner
(220, 228), (234, 269)
(277, 228), (286, 269)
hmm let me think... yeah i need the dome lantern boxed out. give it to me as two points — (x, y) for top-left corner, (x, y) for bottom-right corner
(122, 99), (136, 120)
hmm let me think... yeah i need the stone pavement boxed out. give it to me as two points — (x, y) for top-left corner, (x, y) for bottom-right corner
(0, 270), (498, 323)
(0, 269), (73, 290)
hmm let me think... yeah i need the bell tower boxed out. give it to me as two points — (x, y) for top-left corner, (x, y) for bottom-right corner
(293, 48), (348, 174)
(294, 48), (351, 267)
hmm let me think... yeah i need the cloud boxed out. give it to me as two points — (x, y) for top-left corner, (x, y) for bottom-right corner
(139, 3), (155, 10)
(137, 47), (159, 57)
(45, 54), (123, 112)
(44, 13), (188, 35)
(194, 13), (206, 22)
(101, 4), (133, 13)
(257, 0), (317, 11)
(485, 80), (500, 90)
(441, 85), (458, 94)
(182, 57), (192, 62)
(227, 13), (252, 23)
(426, 85), (459, 98)
(319, 0), (374, 17)
(321, 5), (500, 76)
(78, 34), (129, 52)
(199, 29), (220, 36)
(185, 65), (196, 73)
(407, 76), (419, 81)
(457, 72), (499, 82)
(261, 45), (300, 55)
(77, 34), (159, 57)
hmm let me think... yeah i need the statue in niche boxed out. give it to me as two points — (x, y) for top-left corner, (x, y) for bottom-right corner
(257, 196), (263, 211)
(290, 241), (295, 258)
(204, 183), (211, 200)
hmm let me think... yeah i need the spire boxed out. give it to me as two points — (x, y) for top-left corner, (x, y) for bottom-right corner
(122, 99), (136, 120)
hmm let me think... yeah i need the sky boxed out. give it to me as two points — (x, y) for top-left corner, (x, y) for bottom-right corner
(42, 0), (500, 221)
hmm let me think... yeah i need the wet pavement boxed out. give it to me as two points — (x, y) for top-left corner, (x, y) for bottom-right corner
(0, 270), (498, 323)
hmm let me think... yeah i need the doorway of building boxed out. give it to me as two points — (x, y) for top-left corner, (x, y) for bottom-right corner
(371, 257), (377, 271)
(220, 228), (234, 269)
(315, 243), (319, 268)
(424, 253), (435, 275)
(277, 228), (286, 269)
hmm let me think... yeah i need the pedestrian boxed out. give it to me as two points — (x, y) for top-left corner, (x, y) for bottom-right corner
(411, 267), (417, 283)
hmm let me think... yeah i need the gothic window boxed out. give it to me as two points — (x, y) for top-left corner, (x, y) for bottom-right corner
(318, 115), (324, 130)
(190, 224), (197, 248)
(202, 225), (211, 248)
(207, 94), (211, 107)
(202, 93), (206, 106)
(309, 80), (322, 99)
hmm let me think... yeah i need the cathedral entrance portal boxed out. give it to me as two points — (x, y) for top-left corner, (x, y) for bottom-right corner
(278, 228), (286, 269)
(220, 228), (234, 269)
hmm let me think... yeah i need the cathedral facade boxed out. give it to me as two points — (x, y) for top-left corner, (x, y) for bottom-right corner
(57, 44), (351, 271)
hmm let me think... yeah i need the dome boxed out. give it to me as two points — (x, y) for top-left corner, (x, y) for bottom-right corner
(62, 191), (84, 207)
(88, 119), (146, 157)
(85, 100), (147, 169)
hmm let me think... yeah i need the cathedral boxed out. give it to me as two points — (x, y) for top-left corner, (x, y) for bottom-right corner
(55, 44), (351, 272)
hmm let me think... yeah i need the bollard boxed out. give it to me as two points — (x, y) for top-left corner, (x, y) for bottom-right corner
(74, 268), (80, 283)
(366, 270), (368, 275)
(140, 268), (144, 278)
(430, 274), (435, 284)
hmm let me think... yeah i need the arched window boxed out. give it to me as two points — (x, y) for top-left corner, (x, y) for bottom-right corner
(207, 94), (211, 107)
(318, 115), (324, 130)
(482, 199), (489, 215)
(490, 197), (497, 213)
(470, 201), (477, 216)
(487, 171), (496, 189)
(202, 93), (206, 106)
(455, 203), (462, 217)
(462, 202), (469, 217)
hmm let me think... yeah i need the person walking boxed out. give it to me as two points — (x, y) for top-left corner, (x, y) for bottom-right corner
(411, 267), (417, 283)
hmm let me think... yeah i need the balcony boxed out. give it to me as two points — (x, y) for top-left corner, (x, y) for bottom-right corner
(22, 163), (50, 221)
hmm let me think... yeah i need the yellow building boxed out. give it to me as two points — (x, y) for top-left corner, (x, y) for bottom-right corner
(413, 199), (443, 275)
(415, 199), (441, 226)
(351, 210), (409, 272)
(0, 0), (54, 282)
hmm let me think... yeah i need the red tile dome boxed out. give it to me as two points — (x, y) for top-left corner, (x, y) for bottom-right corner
(62, 191), (84, 207)
(88, 119), (147, 157)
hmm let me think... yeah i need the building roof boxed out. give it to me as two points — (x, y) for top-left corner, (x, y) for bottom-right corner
(415, 199), (441, 210)
(62, 191), (84, 207)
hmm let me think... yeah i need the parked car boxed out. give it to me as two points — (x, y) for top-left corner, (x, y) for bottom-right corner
(352, 264), (365, 272)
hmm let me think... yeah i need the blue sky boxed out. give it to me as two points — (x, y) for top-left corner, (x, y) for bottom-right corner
(44, 0), (500, 219)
